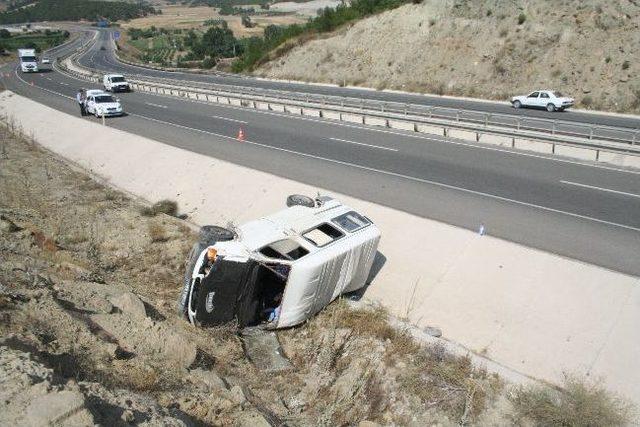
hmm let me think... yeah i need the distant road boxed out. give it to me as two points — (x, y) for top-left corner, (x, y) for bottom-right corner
(2, 29), (639, 276)
(79, 29), (640, 131)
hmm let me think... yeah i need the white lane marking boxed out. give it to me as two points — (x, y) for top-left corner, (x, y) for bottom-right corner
(40, 63), (640, 183)
(59, 82), (69, 86)
(210, 114), (247, 124)
(561, 180), (640, 199)
(329, 137), (398, 152)
(134, 90), (640, 176)
(130, 112), (640, 233)
(14, 67), (73, 100)
(144, 102), (167, 109)
(48, 61), (640, 176)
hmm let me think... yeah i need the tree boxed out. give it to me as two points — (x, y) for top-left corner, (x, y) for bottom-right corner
(0, 29), (10, 38)
(197, 26), (240, 59)
(241, 15), (253, 28)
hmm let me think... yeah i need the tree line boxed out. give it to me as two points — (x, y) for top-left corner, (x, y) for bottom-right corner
(0, 0), (157, 24)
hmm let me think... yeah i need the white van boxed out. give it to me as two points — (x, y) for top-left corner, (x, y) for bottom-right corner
(179, 195), (381, 329)
(18, 49), (38, 73)
(103, 74), (131, 92)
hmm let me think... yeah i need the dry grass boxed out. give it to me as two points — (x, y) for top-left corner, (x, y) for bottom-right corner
(509, 375), (633, 426)
(148, 222), (170, 243)
(140, 199), (178, 217)
(123, 364), (160, 391)
(311, 299), (501, 423)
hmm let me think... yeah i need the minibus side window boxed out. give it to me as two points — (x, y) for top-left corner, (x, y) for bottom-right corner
(303, 223), (344, 247)
(332, 211), (371, 232)
(259, 239), (308, 260)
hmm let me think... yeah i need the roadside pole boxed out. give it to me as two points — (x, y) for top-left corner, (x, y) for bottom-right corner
(102, 112), (105, 126)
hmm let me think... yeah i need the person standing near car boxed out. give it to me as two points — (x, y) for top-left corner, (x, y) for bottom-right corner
(76, 88), (86, 116)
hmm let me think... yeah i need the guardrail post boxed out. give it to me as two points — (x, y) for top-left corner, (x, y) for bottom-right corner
(485, 114), (490, 127)
(589, 126), (594, 140)
(361, 100), (364, 111)
(428, 107), (433, 119)
(633, 131), (638, 145)
(552, 120), (557, 135)
(404, 104), (408, 115)
(456, 110), (460, 122)
(517, 118), (521, 131)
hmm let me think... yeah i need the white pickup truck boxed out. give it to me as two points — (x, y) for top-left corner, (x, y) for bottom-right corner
(103, 74), (131, 93)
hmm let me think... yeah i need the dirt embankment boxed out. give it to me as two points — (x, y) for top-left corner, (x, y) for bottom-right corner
(0, 118), (632, 426)
(256, 0), (640, 113)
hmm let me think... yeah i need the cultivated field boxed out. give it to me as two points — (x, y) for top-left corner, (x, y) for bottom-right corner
(121, 5), (306, 38)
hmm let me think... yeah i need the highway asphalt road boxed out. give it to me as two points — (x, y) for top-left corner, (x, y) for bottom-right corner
(2, 43), (640, 277)
(77, 29), (640, 136)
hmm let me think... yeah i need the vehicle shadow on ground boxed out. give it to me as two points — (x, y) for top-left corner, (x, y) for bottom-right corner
(346, 251), (386, 301)
(85, 112), (129, 120)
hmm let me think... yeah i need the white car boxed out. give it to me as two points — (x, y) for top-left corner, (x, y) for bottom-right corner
(511, 90), (574, 112)
(179, 195), (381, 329)
(41, 57), (51, 64)
(103, 74), (131, 93)
(84, 90), (124, 117)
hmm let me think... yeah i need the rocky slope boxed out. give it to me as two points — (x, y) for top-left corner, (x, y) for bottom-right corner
(257, 0), (640, 113)
(0, 118), (512, 426)
(0, 117), (631, 426)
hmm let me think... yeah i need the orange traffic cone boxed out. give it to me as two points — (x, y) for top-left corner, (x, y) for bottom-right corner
(237, 127), (245, 141)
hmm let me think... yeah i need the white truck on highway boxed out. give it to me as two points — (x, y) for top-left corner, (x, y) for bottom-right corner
(18, 49), (38, 73)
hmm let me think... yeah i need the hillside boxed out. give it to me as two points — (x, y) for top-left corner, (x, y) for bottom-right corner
(256, 0), (640, 113)
(0, 0), (156, 24)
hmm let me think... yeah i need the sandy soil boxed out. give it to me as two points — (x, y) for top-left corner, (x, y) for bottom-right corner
(0, 116), (523, 425)
(257, 0), (640, 113)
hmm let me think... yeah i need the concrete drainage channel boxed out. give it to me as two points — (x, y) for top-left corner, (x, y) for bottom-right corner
(56, 51), (640, 169)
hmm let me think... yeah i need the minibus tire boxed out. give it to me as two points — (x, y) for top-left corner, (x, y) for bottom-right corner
(286, 194), (315, 208)
(198, 225), (236, 245)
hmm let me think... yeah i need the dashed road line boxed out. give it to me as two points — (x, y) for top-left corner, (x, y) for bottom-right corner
(129, 112), (640, 233)
(144, 102), (168, 109)
(210, 114), (247, 124)
(329, 137), (398, 152)
(560, 180), (640, 199)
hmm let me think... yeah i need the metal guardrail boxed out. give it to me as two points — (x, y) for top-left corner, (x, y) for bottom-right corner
(55, 41), (640, 160)
(100, 50), (640, 147)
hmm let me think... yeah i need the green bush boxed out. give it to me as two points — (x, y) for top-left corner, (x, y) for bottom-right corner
(517, 13), (526, 25)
